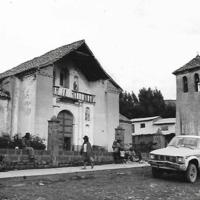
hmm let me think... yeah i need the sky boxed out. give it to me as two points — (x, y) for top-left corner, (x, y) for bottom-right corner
(1, 0), (200, 100)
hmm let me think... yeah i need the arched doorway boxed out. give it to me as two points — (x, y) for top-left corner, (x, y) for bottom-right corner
(57, 110), (73, 151)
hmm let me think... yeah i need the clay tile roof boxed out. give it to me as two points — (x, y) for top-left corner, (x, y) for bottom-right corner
(0, 40), (85, 80)
(0, 89), (10, 99)
(173, 55), (200, 75)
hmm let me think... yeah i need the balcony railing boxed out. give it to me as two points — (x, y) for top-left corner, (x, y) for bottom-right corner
(53, 86), (95, 103)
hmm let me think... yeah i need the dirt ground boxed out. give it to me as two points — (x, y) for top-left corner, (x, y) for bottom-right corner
(0, 166), (200, 200)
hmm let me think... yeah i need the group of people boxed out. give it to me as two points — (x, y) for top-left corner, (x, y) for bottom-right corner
(18, 133), (140, 169)
(79, 136), (142, 169)
(112, 139), (142, 163)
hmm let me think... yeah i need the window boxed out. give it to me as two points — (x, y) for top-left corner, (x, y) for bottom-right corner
(140, 123), (145, 128)
(132, 124), (135, 133)
(60, 72), (64, 86)
(60, 68), (69, 88)
(194, 73), (200, 92)
(73, 76), (79, 91)
(161, 125), (168, 131)
(85, 107), (90, 121)
(183, 76), (188, 93)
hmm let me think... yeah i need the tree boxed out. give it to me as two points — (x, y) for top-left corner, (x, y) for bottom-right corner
(138, 87), (165, 117)
(119, 87), (175, 119)
(119, 91), (138, 118)
(162, 104), (176, 118)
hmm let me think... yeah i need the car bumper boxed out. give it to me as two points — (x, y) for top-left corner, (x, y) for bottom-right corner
(148, 160), (187, 171)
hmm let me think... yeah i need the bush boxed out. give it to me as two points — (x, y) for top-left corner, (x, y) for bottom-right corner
(92, 145), (107, 152)
(0, 135), (12, 148)
(134, 141), (157, 153)
(30, 135), (46, 150)
(0, 134), (46, 150)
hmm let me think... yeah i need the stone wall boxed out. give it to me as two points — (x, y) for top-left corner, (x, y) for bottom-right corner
(0, 149), (114, 170)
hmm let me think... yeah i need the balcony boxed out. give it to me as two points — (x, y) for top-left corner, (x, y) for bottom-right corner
(53, 86), (95, 103)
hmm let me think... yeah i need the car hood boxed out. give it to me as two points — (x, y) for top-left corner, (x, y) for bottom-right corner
(150, 146), (200, 157)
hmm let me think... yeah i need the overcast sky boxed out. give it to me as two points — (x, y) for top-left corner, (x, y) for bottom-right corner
(1, 0), (200, 99)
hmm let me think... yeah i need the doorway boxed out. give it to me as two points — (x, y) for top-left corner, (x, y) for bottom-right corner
(57, 110), (73, 151)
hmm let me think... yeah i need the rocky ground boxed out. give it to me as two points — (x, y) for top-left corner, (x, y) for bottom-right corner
(0, 166), (200, 200)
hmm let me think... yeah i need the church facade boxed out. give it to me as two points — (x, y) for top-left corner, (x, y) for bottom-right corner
(0, 40), (121, 151)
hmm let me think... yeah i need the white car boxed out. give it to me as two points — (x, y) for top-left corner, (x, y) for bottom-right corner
(149, 135), (200, 183)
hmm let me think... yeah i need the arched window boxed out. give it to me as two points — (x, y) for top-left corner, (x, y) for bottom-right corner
(60, 68), (69, 88)
(183, 76), (188, 93)
(85, 107), (90, 121)
(73, 76), (79, 91)
(194, 73), (199, 92)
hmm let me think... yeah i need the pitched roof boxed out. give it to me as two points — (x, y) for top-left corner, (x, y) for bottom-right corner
(0, 40), (122, 90)
(131, 116), (160, 123)
(132, 131), (175, 136)
(153, 118), (176, 125)
(0, 40), (85, 80)
(173, 55), (200, 75)
(119, 114), (131, 123)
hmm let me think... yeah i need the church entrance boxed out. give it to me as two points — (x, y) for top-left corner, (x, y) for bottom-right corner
(57, 110), (73, 151)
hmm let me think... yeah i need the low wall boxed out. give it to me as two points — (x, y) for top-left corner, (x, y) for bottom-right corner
(0, 149), (114, 170)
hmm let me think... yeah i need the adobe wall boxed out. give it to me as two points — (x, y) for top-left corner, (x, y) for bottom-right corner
(0, 98), (9, 135)
(35, 66), (54, 141)
(0, 77), (12, 135)
(90, 80), (108, 149)
(153, 123), (175, 135)
(91, 80), (120, 151)
(134, 119), (159, 135)
(0, 75), (37, 137)
(105, 82), (120, 151)
(176, 69), (200, 135)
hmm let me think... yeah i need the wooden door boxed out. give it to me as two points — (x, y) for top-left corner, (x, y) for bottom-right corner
(57, 110), (73, 150)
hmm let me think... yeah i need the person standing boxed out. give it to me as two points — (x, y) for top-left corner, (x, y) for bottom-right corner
(112, 139), (121, 163)
(80, 136), (94, 169)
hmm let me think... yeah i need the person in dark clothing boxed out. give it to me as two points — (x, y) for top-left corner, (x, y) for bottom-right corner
(22, 132), (34, 160)
(112, 139), (121, 163)
(80, 136), (94, 169)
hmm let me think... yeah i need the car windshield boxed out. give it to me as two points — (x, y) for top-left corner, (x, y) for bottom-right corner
(168, 136), (200, 149)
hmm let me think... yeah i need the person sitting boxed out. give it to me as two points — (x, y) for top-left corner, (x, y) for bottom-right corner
(22, 132), (35, 160)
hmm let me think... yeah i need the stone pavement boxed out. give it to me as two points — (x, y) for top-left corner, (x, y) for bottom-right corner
(0, 162), (149, 179)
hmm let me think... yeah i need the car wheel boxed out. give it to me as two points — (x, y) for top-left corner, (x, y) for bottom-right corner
(186, 163), (198, 183)
(152, 167), (162, 178)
